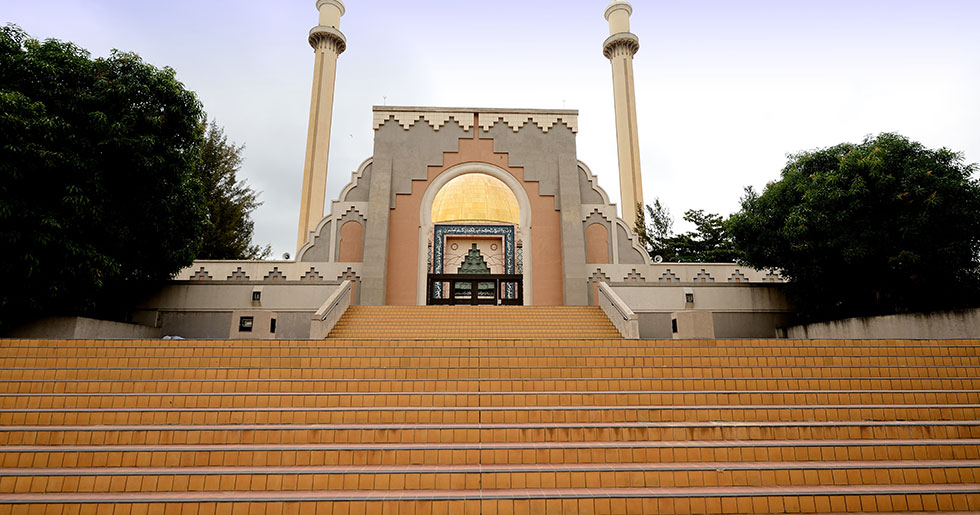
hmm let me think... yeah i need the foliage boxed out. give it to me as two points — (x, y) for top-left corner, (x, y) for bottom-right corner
(638, 199), (739, 263)
(728, 133), (980, 321)
(195, 119), (270, 260)
(668, 210), (741, 263)
(636, 199), (673, 259)
(0, 25), (207, 331)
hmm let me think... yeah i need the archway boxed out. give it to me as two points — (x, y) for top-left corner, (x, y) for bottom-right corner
(416, 163), (533, 305)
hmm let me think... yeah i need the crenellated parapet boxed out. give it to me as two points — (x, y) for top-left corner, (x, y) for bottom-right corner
(372, 107), (578, 134)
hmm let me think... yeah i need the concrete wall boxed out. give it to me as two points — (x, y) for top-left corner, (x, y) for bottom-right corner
(8, 317), (163, 339)
(138, 281), (339, 311)
(784, 309), (980, 339)
(612, 282), (792, 312)
(611, 282), (794, 339)
(637, 312), (672, 339)
(135, 280), (341, 339)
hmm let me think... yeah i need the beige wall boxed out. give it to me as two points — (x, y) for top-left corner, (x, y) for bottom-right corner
(672, 311), (715, 339)
(7, 317), (163, 339)
(612, 283), (793, 313)
(134, 281), (344, 339)
(139, 282), (339, 311)
(229, 310), (277, 339)
(784, 309), (980, 339)
(610, 283), (794, 339)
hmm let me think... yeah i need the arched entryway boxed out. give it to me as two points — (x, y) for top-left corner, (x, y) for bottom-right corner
(416, 163), (533, 305)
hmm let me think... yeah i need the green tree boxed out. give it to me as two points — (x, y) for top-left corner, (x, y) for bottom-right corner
(667, 210), (741, 263)
(638, 200), (739, 263)
(195, 119), (270, 260)
(638, 198), (673, 260)
(728, 133), (980, 321)
(0, 26), (207, 331)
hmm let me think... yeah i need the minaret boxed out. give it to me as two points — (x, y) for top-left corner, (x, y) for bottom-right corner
(603, 0), (645, 228)
(296, 0), (347, 250)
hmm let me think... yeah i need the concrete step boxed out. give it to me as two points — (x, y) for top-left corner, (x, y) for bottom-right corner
(327, 306), (622, 339)
(5, 377), (980, 394)
(3, 421), (979, 446)
(3, 460), (980, 494)
(2, 390), (979, 410)
(2, 336), (979, 514)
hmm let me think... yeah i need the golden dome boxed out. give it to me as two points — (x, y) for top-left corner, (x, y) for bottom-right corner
(432, 173), (520, 224)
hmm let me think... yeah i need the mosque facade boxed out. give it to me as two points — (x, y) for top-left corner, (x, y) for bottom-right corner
(134, 0), (794, 340)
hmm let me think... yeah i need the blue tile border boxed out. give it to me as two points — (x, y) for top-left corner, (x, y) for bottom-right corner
(432, 224), (516, 298)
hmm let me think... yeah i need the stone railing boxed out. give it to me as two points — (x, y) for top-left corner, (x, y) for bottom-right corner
(597, 281), (639, 339)
(310, 280), (353, 339)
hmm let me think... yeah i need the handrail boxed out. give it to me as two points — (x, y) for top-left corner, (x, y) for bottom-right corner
(597, 281), (639, 339)
(599, 281), (632, 321)
(315, 280), (351, 321)
(310, 280), (353, 339)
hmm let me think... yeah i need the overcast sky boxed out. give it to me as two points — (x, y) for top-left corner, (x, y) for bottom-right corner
(5, 1), (979, 257)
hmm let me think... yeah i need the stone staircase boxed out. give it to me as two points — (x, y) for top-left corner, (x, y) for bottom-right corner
(327, 305), (623, 339)
(0, 336), (979, 513)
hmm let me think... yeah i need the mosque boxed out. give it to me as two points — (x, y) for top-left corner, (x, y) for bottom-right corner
(5, 3), (977, 513)
(133, 0), (794, 339)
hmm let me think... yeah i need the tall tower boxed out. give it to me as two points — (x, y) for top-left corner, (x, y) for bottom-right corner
(603, 0), (644, 228)
(296, 0), (347, 250)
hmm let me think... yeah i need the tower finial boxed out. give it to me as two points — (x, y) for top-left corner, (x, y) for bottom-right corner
(297, 0), (347, 251)
(603, 0), (645, 228)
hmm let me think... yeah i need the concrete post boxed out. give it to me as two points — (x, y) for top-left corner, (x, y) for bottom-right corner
(297, 0), (347, 251)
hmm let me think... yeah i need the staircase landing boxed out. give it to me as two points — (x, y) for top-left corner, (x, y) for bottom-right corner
(327, 305), (622, 339)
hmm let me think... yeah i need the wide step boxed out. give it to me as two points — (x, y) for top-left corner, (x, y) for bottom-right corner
(327, 306), (622, 339)
(0, 337), (978, 513)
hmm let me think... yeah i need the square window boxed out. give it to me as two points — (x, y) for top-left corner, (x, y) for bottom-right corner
(239, 316), (254, 332)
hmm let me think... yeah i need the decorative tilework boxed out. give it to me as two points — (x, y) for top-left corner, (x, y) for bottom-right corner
(264, 267), (286, 281)
(432, 224), (516, 298)
(302, 267), (324, 281)
(337, 267), (358, 282)
(191, 267), (212, 281)
(625, 269), (646, 283)
(694, 269), (715, 283)
(728, 269), (748, 283)
(764, 272), (784, 283)
(589, 270), (611, 285)
(227, 267), (249, 281)
(372, 111), (474, 131)
(478, 112), (579, 133)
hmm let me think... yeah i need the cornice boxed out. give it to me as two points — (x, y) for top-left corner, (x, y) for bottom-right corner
(316, 0), (345, 16)
(604, 1), (633, 20)
(372, 107), (578, 134)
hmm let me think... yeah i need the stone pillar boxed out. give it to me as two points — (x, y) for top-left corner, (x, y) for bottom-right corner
(603, 0), (644, 228)
(296, 0), (347, 251)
